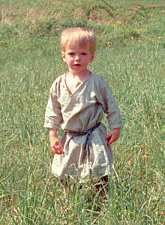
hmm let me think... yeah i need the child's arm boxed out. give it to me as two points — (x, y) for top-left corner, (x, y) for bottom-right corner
(44, 79), (64, 154)
(97, 76), (122, 144)
(49, 128), (64, 155)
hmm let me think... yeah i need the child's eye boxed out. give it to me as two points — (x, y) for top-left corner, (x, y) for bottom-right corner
(68, 52), (75, 56)
(81, 52), (87, 55)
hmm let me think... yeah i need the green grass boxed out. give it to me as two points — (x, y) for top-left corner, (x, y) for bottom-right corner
(0, 0), (165, 224)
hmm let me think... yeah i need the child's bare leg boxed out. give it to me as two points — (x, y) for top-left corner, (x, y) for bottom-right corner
(59, 177), (70, 195)
(94, 175), (109, 199)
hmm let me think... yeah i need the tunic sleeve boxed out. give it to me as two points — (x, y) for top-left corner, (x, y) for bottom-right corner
(44, 80), (63, 129)
(97, 77), (122, 129)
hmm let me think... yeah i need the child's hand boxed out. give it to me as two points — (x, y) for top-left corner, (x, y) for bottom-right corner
(51, 138), (64, 155)
(49, 129), (64, 155)
(106, 128), (121, 145)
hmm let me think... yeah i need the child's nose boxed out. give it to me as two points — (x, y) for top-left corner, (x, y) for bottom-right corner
(75, 55), (80, 60)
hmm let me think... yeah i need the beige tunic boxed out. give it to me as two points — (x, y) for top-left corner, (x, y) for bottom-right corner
(44, 73), (122, 181)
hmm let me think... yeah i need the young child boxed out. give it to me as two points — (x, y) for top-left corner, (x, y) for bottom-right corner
(44, 27), (122, 188)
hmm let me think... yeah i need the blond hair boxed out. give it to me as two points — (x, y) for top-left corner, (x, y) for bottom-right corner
(60, 27), (96, 54)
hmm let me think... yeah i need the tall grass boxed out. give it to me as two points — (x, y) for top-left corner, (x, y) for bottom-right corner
(0, 1), (165, 224)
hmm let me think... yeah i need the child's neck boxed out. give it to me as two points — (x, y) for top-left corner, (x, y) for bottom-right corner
(67, 70), (91, 82)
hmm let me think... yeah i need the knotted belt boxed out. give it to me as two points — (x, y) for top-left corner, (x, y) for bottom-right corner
(66, 122), (101, 162)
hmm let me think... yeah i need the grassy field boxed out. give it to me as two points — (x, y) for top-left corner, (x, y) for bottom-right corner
(0, 0), (165, 224)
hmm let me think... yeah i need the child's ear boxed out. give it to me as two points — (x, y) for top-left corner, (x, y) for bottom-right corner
(61, 51), (66, 62)
(91, 52), (96, 61)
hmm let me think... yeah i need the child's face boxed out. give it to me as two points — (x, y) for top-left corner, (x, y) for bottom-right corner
(62, 43), (95, 75)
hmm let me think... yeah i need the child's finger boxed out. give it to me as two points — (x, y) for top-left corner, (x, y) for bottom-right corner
(51, 148), (63, 155)
(52, 144), (64, 154)
(108, 136), (114, 144)
(54, 142), (62, 150)
(56, 149), (64, 155)
(106, 133), (112, 143)
(108, 134), (118, 144)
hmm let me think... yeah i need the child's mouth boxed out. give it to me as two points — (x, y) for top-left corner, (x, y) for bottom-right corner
(74, 64), (81, 66)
